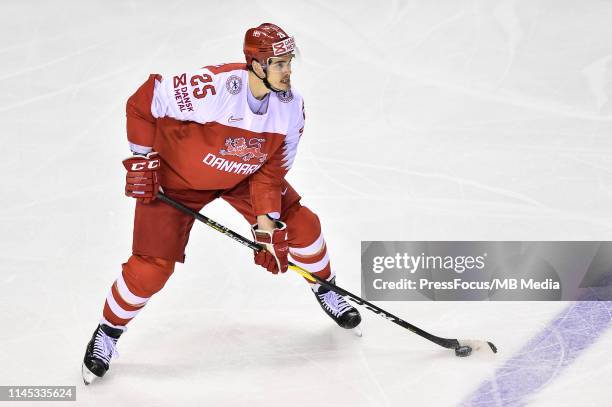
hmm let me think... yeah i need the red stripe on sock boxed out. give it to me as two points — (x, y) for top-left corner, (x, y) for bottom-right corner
(291, 242), (327, 264)
(111, 282), (145, 310)
(103, 301), (133, 327)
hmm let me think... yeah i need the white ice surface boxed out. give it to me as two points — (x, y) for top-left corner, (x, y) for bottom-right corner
(1, 0), (612, 406)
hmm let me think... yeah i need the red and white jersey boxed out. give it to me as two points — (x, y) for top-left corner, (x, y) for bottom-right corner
(126, 63), (305, 215)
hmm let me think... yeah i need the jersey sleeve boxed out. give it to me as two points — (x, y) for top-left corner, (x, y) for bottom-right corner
(249, 98), (305, 216)
(126, 69), (221, 152)
(126, 74), (161, 152)
(150, 69), (219, 123)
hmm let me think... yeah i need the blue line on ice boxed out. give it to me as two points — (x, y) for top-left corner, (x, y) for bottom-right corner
(461, 297), (612, 406)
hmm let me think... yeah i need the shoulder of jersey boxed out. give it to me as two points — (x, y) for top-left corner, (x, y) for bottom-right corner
(274, 88), (304, 125)
(201, 63), (248, 97)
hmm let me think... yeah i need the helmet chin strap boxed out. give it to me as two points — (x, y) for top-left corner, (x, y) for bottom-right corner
(249, 64), (285, 93)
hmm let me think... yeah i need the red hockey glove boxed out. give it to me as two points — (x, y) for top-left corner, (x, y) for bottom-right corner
(122, 152), (161, 204)
(251, 221), (289, 274)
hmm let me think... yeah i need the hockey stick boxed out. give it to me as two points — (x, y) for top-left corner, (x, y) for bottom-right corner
(157, 192), (497, 357)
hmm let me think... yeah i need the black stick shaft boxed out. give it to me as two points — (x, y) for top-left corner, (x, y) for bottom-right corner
(157, 192), (460, 350)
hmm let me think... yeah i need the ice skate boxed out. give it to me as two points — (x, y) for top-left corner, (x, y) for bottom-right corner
(313, 278), (362, 330)
(82, 323), (123, 385)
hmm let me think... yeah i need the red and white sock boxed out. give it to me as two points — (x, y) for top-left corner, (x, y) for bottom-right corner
(100, 254), (175, 329)
(102, 272), (149, 327)
(289, 232), (335, 291)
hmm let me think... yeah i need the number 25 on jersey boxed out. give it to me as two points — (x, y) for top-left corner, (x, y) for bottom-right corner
(190, 74), (216, 99)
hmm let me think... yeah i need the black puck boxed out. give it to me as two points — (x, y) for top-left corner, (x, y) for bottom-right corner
(455, 345), (472, 357)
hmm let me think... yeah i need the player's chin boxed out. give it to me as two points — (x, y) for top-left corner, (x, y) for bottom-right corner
(276, 79), (291, 91)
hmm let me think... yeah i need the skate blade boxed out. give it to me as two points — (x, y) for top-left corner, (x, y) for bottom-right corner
(352, 326), (363, 337)
(81, 363), (98, 385)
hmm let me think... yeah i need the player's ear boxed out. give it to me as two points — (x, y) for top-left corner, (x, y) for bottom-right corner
(252, 60), (265, 77)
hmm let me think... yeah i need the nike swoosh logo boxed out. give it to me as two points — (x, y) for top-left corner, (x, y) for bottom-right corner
(228, 115), (243, 123)
(281, 187), (288, 195)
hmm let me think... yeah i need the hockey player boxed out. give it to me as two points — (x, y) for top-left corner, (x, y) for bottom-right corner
(82, 23), (361, 385)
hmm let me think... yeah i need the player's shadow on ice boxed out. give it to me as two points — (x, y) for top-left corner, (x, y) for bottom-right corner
(115, 324), (359, 380)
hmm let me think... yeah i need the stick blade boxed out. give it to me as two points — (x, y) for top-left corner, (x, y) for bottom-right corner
(457, 339), (498, 355)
